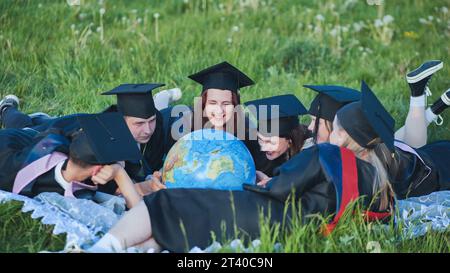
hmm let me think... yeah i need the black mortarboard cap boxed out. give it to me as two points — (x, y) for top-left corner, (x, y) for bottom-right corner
(304, 85), (361, 122)
(69, 112), (142, 165)
(188, 61), (255, 93)
(336, 81), (395, 152)
(102, 83), (165, 119)
(245, 94), (307, 136)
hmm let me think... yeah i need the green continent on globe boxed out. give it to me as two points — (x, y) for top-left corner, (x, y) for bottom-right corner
(206, 156), (234, 180)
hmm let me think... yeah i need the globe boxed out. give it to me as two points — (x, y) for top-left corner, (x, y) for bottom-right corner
(162, 129), (256, 190)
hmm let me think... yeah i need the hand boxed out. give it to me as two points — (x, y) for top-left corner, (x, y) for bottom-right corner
(164, 154), (178, 172)
(148, 171), (167, 192)
(136, 171), (167, 196)
(256, 170), (271, 188)
(91, 164), (122, 185)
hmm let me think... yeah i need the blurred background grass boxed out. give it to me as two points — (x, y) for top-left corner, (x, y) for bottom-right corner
(1, 0), (449, 139)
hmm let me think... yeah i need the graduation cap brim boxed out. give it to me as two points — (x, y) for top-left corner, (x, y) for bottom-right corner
(244, 94), (307, 136)
(304, 85), (361, 121)
(244, 94), (307, 119)
(188, 61), (255, 93)
(102, 83), (165, 119)
(304, 85), (361, 103)
(101, 83), (165, 95)
(70, 112), (142, 165)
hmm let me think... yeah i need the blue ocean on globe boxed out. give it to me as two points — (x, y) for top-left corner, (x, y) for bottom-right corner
(162, 129), (256, 190)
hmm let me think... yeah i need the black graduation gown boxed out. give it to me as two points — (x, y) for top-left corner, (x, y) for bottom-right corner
(391, 140), (450, 199)
(0, 128), (38, 191)
(102, 105), (165, 182)
(254, 152), (288, 177)
(143, 143), (381, 252)
(0, 113), (86, 189)
(23, 114), (86, 136)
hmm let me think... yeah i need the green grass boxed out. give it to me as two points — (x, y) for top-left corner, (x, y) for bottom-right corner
(0, 0), (449, 252)
(216, 199), (450, 253)
(0, 201), (66, 252)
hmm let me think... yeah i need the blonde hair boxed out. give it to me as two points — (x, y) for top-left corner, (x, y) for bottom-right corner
(335, 119), (394, 211)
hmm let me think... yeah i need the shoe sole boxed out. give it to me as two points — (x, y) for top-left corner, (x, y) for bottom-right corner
(29, 112), (52, 118)
(406, 61), (443, 83)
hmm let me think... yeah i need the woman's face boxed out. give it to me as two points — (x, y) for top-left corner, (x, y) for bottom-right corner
(203, 89), (235, 129)
(329, 118), (348, 147)
(257, 133), (290, 160)
(308, 115), (331, 143)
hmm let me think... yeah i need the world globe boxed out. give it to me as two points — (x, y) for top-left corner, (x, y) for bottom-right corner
(162, 129), (256, 190)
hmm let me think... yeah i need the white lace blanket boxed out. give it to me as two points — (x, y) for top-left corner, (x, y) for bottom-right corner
(0, 190), (449, 252)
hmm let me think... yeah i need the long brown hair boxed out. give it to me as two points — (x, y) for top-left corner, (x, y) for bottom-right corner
(313, 116), (333, 143)
(280, 124), (309, 159)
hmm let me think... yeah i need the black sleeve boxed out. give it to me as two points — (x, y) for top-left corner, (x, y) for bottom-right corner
(244, 145), (337, 219)
(0, 129), (36, 191)
(245, 145), (336, 221)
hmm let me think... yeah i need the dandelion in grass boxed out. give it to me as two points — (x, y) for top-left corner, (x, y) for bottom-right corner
(383, 15), (394, 24)
(154, 13), (160, 42)
(419, 18), (428, 24)
(99, 8), (105, 43)
(374, 19), (383, 28)
(315, 14), (325, 22)
(78, 13), (86, 21)
(342, 25), (349, 33)
(353, 21), (365, 32)
(442, 7), (449, 14)
(372, 14), (394, 45)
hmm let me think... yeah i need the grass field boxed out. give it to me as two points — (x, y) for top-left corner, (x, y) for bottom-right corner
(0, 0), (449, 252)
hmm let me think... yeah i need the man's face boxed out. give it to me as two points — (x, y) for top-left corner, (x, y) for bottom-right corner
(125, 115), (157, 144)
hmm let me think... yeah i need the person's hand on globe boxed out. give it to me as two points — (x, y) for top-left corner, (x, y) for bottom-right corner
(256, 170), (272, 188)
(135, 171), (167, 196)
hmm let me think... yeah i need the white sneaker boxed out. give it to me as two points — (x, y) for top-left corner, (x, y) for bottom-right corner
(153, 88), (183, 110)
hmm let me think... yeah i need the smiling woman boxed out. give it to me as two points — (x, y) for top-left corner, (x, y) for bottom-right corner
(162, 61), (271, 174)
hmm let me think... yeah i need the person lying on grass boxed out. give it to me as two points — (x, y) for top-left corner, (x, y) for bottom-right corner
(302, 61), (450, 199)
(0, 112), (152, 209)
